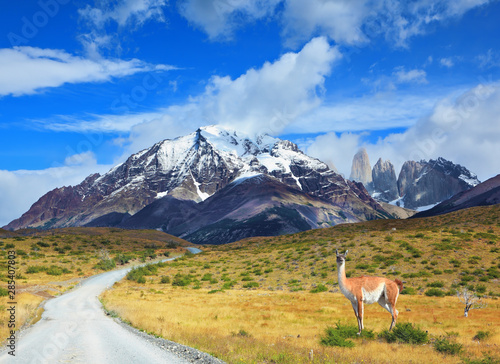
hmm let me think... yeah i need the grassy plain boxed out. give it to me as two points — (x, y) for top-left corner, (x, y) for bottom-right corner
(0, 227), (190, 341)
(101, 205), (500, 363)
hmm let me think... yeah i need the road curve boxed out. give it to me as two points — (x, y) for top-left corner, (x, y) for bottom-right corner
(0, 262), (213, 364)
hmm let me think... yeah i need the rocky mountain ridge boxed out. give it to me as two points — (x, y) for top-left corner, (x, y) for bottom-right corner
(349, 150), (480, 210)
(414, 174), (500, 218)
(5, 126), (391, 243)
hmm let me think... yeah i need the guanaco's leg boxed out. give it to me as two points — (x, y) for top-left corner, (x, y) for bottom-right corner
(351, 301), (362, 334)
(356, 299), (364, 334)
(378, 289), (398, 331)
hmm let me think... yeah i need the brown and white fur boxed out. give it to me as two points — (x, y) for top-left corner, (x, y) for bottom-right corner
(336, 249), (404, 335)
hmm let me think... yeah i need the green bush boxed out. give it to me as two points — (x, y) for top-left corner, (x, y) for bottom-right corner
(433, 337), (462, 355)
(401, 287), (416, 295)
(201, 273), (213, 281)
(0, 287), (9, 296)
(222, 281), (236, 289)
(320, 322), (374, 348)
(379, 323), (428, 344)
(127, 265), (160, 283)
(473, 330), (491, 341)
(26, 266), (45, 274)
(425, 288), (445, 297)
(46, 265), (70, 276)
(243, 281), (259, 288)
(172, 273), (192, 287)
(94, 259), (116, 271)
(115, 253), (134, 265)
(160, 276), (171, 284)
(427, 281), (444, 288)
(310, 284), (328, 293)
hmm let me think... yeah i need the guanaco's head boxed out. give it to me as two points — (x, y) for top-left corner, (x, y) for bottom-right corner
(335, 249), (348, 266)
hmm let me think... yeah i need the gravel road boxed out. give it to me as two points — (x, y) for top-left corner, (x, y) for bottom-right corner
(0, 261), (225, 364)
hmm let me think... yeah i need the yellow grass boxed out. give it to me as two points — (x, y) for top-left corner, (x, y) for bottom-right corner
(101, 282), (500, 363)
(0, 227), (190, 342)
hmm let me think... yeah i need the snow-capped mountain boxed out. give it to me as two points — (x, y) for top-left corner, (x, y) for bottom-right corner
(5, 126), (390, 240)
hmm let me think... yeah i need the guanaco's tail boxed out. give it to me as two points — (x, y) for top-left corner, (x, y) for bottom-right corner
(394, 279), (404, 292)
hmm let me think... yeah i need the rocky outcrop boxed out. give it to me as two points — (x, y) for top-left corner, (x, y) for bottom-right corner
(414, 174), (500, 218)
(397, 158), (479, 210)
(372, 158), (399, 202)
(349, 148), (373, 191)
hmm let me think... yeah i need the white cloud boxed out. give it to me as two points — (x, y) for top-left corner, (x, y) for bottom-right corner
(281, 0), (369, 46)
(199, 36), (340, 135)
(306, 132), (362, 177)
(393, 67), (428, 84)
(0, 153), (112, 227)
(38, 37), (340, 153)
(440, 57), (454, 68)
(79, 0), (168, 28)
(306, 81), (500, 182)
(0, 47), (175, 97)
(180, 0), (492, 47)
(283, 0), (492, 48)
(178, 0), (280, 40)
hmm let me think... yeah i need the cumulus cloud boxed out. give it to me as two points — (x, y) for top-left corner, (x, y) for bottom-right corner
(0, 47), (174, 97)
(306, 81), (500, 182)
(281, 0), (370, 46)
(0, 153), (112, 227)
(199, 36), (340, 135)
(44, 37), (340, 154)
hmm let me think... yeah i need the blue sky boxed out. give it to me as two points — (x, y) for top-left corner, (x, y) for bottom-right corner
(1, 0), (500, 226)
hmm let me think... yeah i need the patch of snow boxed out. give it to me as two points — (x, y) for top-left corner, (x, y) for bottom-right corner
(459, 173), (480, 187)
(155, 191), (169, 199)
(415, 203), (439, 212)
(191, 172), (211, 201)
(388, 196), (405, 208)
(231, 172), (263, 185)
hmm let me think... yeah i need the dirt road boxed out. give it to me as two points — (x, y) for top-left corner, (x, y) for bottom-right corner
(0, 262), (220, 363)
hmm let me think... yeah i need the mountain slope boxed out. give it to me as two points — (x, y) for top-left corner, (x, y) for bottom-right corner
(414, 174), (500, 218)
(123, 174), (365, 244)
(5, 126), (389, 233)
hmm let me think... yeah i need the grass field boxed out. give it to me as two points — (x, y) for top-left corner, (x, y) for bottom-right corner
(100, 205), (500, 363)
(1, 205), (499, 363)
(0, 227), (190, 341)
(101, 284), (499, 363)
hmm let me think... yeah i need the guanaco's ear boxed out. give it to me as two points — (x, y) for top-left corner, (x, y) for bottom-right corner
(345, 250), (348, 256)
(335, 249), (339, 256)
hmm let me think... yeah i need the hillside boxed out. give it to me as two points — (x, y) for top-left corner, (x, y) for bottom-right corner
(166, 204), (499, 296)
(100, 204), (500, 364)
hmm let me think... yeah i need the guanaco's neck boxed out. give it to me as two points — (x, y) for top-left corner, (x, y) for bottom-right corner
(337, 261), (349, 292)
